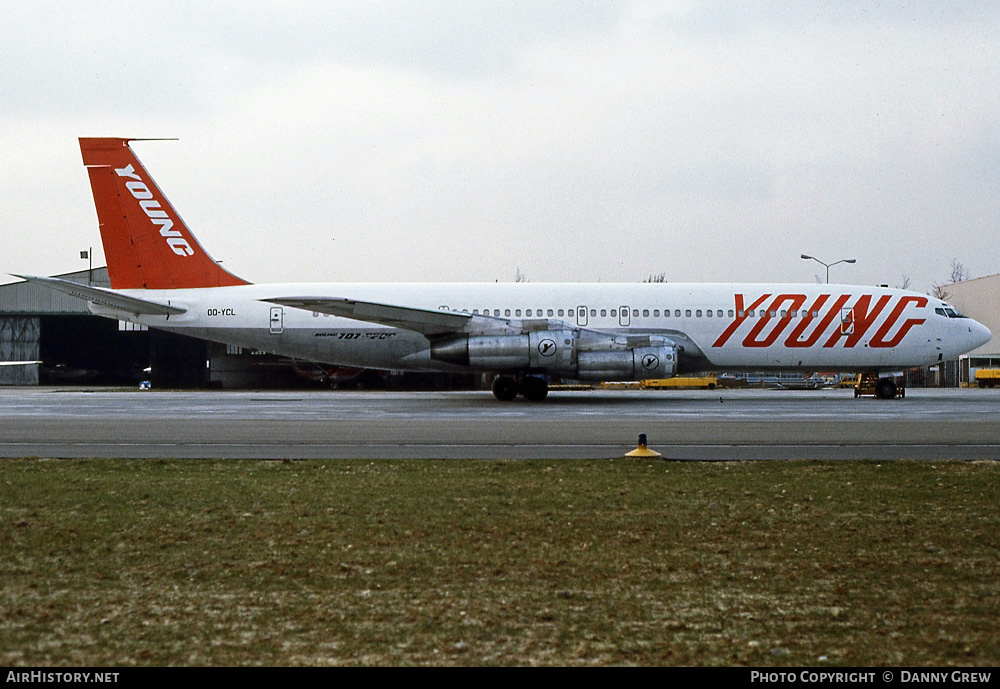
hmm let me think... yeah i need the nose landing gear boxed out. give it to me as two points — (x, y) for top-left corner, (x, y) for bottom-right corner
(854, 372), (905, 399)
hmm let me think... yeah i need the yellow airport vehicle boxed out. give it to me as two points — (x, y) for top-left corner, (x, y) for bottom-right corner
(600, 381), (641, 390)
(974, 368), (1000, 388)
(641, 376), (718, 390)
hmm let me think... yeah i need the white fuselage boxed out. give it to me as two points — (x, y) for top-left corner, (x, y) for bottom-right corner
(94, 282), (991, 376)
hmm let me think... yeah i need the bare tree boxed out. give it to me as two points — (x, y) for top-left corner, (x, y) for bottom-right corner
(643, 272), (667, 283)
(896, 275), (912, 290)
(949, 259), (971, 283)
(931, 258), (971, 300)
(514, 267), (528, 283)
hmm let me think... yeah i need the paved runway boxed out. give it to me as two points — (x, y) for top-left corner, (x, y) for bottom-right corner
(1, 387), (999, 460)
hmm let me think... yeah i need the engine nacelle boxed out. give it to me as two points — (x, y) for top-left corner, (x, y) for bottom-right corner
(430, 330), (677, 382)
(576, 344), (678, 381)
(431, 330), (576, 371)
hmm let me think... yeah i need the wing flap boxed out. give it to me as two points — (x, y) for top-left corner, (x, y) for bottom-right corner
(265, 296), (488, 336)
(265, 297), (472, 335)
(265, 296), (572, 337)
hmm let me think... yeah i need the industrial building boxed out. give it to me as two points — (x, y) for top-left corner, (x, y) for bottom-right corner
(941, 273), (1000, 386)
(0, 268), (301, 388)
(2, 268), (204, 387)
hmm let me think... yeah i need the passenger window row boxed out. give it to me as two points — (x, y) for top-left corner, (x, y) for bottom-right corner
(435, 307), (777, 319)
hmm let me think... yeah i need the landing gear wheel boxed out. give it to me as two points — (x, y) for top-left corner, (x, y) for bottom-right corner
(491, 376), (520, 401)
(875, 378), (897, 400)
(520, 376), (549, 402)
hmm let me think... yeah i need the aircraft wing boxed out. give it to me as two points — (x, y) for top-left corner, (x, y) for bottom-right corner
(264, 296), (568, 337)
(14, 275), (186, 316)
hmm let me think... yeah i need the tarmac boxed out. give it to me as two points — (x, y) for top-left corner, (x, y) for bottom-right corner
(2, 386), (998, 460)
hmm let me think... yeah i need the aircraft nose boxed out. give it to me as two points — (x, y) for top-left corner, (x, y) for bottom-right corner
(971, 320), (992, 350)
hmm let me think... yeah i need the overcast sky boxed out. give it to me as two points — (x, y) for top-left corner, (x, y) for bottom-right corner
(3, 1), (998, 292)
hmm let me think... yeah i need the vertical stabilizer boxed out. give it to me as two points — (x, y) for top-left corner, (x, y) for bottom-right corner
(79, 138), (249, 289)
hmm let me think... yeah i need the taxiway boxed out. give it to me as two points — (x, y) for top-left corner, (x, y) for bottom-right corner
(1, 387), (998, 460)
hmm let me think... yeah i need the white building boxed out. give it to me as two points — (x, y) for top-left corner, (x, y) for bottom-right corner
(942, 274), (1000, 385)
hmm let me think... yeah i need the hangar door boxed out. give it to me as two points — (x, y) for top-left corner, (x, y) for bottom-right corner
(0, 316), (40, 385)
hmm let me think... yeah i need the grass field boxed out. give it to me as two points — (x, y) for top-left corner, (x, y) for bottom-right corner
(1, 458), (998, 666)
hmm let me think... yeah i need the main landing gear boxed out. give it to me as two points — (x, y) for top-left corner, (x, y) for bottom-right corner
(491, 375), (549, 402)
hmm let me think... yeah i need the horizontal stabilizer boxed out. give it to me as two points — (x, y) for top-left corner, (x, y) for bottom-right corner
(14, 275), (186, 316)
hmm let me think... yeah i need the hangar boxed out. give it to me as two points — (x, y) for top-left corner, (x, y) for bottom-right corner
(0, 268), (212, 387)
(0, 268), (310, 388)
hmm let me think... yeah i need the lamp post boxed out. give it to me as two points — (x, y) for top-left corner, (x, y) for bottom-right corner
(800, 255), (856, 284)
(80, 247), (92, 285)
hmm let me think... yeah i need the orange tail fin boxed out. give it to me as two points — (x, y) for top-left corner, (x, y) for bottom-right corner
(79, 138), (249, 289)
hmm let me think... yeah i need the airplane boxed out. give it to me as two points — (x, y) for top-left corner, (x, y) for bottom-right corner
(16, 137), (992, 401)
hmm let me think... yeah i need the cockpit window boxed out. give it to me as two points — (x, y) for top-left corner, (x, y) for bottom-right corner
(936, 306), (968, 318)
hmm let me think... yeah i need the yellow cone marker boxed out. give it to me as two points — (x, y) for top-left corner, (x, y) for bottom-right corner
(624, 433), (662, 458)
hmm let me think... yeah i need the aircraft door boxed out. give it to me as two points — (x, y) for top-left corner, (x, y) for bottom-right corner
(576, 306), (588, 327)
(619, 305), (631, 327)
(269, 306), (284, 334)
(840, 307), (854, 336)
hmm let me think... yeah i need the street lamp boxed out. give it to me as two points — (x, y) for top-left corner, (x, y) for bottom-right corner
(80, 247), (92, 286)
(801, 255), (856, 284)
